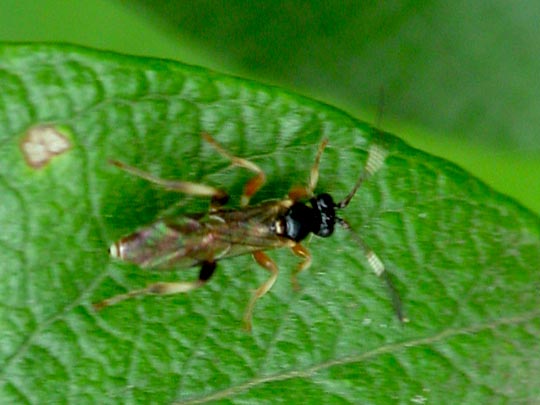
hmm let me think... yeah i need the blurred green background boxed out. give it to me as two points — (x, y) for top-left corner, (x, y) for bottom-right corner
(2, 0), (539, 213)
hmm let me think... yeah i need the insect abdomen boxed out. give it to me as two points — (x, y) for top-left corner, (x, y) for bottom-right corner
(109, 218), (202, 269)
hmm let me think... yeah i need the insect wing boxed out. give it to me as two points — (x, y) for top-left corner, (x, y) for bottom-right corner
(110, 215), (224, 270)
(110, 200), (293, 271)
(209, 200), (293, 252)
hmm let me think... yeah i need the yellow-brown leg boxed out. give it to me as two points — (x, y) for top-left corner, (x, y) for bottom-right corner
(243, 251), (279, 331)
(287, 138), (328, 201)
(290, 243), (312, 291)
(93, 261), (216, 310)
(109, 160), (229, 207)
(202, 133), (266, 206)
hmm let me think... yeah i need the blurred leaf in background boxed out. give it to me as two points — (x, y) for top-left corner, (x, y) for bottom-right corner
(125, 1), (540, 150)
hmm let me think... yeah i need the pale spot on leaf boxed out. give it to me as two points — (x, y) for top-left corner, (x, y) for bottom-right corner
(20, 124), (71, 169)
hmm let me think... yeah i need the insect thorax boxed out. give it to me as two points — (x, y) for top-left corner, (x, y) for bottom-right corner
(277, 193), (337, 242)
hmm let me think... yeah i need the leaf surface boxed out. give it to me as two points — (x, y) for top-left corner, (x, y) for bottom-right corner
(0, 44), (539, 404)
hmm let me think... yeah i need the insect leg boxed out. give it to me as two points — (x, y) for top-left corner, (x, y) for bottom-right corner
(243, 251), (279, 331)
(290, 243), (312, 291)
(109, 160), (229, 206)
(202, 133), (265, 206)
(93, 260), (217, 310)
(288, 138), (328, 201)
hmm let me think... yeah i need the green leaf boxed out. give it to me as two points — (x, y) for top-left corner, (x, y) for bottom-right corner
(1, 43), (539, 403)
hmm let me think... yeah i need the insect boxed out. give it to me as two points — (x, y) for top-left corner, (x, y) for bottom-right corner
(94, 133), (405, 330)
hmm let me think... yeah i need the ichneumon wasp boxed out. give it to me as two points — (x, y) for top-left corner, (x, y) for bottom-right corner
(94, 133), (405, 330)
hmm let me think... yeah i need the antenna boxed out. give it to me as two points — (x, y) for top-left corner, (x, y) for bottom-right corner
(335, 138), (407, 322)
(337, 143), (389, 209)
(337, 217), (407, 322)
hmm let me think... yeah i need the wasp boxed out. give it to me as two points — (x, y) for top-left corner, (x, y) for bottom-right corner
(94, 133), (405, 330)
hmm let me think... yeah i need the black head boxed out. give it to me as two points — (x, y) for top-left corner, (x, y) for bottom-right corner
(310, 193), (336, 237)
(279, 159), (373, 242)
(280, 193), (337, 242)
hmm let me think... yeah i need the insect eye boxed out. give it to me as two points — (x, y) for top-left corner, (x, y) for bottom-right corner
(311, 193), (336, 237)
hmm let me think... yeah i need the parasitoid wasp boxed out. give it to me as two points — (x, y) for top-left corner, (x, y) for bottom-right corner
(94, 133), (405, 330)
